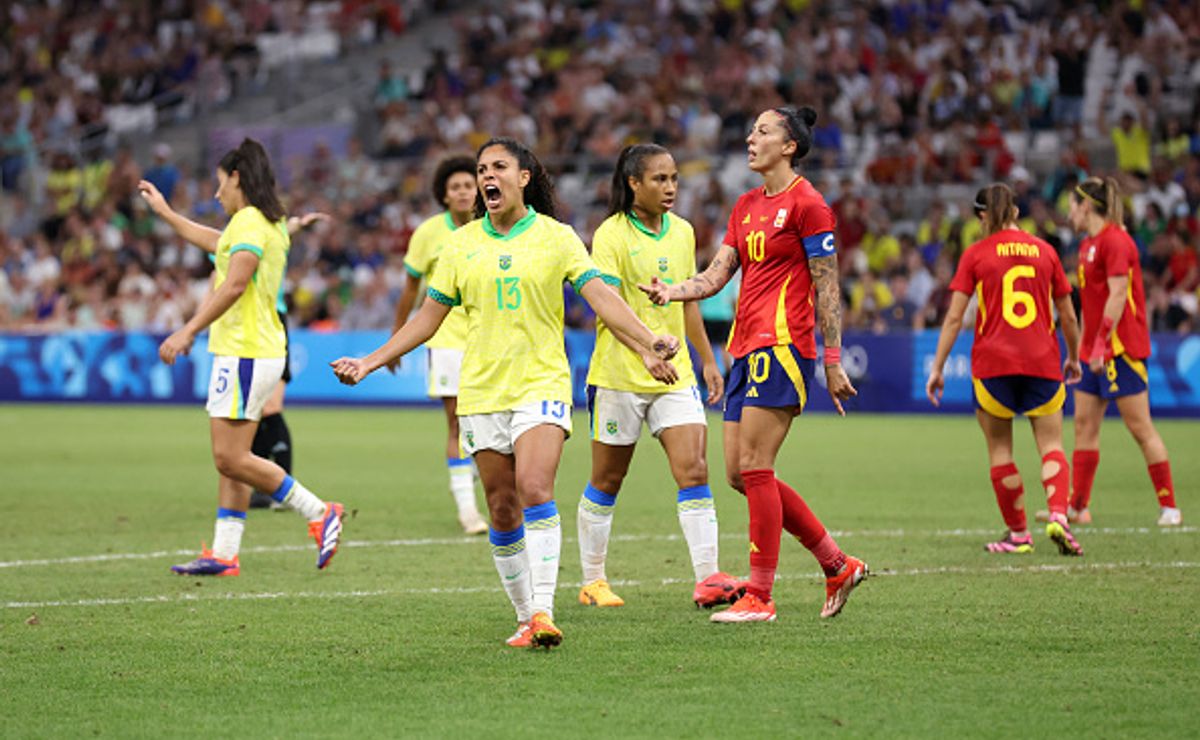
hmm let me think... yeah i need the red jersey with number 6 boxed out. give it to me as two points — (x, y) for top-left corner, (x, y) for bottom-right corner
(1078, 224), (1150, 362)
(949, 228), (1071, 380)
(722, 176), (837, 360)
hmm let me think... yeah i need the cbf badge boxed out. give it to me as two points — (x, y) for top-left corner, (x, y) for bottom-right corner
(658, 256), (669, 273)
(499, 254), (512, 270)
(606, 420), (618, 435)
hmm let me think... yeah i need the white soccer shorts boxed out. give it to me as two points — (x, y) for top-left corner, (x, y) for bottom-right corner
(589, 386), (707, 446)
(206, 355), (286, 422)
(459, 400), (573, 456)
(426, 347), (463, 397)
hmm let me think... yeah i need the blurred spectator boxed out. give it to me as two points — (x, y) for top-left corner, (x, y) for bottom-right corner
(142, 144), (181, 204)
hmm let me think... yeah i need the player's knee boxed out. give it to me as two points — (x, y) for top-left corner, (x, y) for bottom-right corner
(483, 490), (522, 530)
(212, 449), (247, 479)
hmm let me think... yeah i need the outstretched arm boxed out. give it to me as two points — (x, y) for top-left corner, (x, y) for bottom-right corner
(640, 245), (739, 304)
(138, 179), (221, 253)
(808, 253), (857, 415)
(926, 291), (970, 406)
(331, 297), (451, 385)
(581, 280), (679, 363)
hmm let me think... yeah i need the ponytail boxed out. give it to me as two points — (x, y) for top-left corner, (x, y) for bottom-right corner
(1074, 175), (1124, 226)
(973, 183), (1018, 236)
(217, 138), (285, 223)
(607, 143), (670, 218)
(772, 105), (818, 168)
(474, 137), (557, 219)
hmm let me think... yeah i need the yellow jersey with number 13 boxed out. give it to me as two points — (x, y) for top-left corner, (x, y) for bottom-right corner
(587, 211), (697, 393)
(209, 205), (289, 358)
(403, 211), (468, 349)
(427, 208), (601, 415)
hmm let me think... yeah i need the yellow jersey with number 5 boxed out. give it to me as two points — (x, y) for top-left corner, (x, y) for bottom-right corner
(586, 211), (697, 393)
(209, 206), (289, 358)
(427, 208), (601, 415)
(403, 211), (468, 350)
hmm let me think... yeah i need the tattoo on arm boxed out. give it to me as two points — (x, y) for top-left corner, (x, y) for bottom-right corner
(808, 254), (843, 352)
(676, 246), (739, 301)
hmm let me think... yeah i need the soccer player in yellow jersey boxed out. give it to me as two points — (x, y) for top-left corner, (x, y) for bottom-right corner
(387, 155), (487, 534)
(152, 139), (345, 576)
(138, 178), (328, 511)
(577, 144), (742, 610)
(332, 138), (680, 649)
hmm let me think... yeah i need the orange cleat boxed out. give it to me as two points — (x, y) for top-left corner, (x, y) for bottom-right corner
(821, 556), (868, 618)
(710, 591), (776, 623)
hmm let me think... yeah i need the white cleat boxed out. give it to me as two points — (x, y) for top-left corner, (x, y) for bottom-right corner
(459, 509), (489, 535)
(1157, 507), (1183, 527)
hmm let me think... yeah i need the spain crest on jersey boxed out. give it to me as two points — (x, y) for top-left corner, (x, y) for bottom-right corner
(658, 256), (669, 273)
(774, 208), (788, 228)
(499, 254), (512, 270)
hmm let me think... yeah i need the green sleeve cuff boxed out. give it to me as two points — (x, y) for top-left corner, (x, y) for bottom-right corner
(404, 262), (424, 279)
(572, 269), (602, 293)
(229, 243), (264, 258)
(600, 273), (622, 287)
(427, 287), (460, 307)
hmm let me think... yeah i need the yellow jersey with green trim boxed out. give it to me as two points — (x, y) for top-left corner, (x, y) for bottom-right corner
(427, 208), (601, 415)
(586, 211), (697, 393)
(403, 211), (468, 349)
(209, 206), (289, 358)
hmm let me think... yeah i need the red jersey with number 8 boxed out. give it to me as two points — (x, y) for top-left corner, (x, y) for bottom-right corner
(722, 177), (837, 360)
(949, 228), (1071, 380)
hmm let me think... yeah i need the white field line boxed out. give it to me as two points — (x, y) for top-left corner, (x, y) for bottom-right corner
(1, 525), (1195, 571)
(5, 561), (1198, 611)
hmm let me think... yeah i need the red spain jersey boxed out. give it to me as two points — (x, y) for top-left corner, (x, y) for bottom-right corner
(1078, 224), (1150, 362)
(949, 228), (1071, 380)
(723, 177), (837, 359)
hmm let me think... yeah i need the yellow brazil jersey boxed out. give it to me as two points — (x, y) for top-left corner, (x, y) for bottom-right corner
(209, 206), (289, 358)
(403, 211), (468, 349)
(586, 211), (696, 393)
(427, 208), (601, 415)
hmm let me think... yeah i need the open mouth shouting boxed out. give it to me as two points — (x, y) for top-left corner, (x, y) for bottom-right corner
(483, 183), (503, 209)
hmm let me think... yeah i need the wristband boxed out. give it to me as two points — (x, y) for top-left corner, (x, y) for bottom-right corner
(824, 346), (841, 366)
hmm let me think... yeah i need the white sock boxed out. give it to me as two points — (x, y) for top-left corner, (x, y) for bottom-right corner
(677, 485), (719, 581)
(212, 508), (246, 560)
(578, 483), (617, 582)
(448, 458), (478, 516)
(490, 527), (534, 623)
(274, 475), (326, 521)
(524, 502), (561, 618)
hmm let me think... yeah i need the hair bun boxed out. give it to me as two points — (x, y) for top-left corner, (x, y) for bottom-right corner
(797, 106), (818, 127)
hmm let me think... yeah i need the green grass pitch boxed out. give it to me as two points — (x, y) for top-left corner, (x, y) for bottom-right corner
(1, 404), (1197, 737)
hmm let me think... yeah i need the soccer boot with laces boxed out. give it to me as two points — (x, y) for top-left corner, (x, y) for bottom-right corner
(308, 502), (345, 569)
(1046, 514), (1084, 556)
(506, 622), (534, 648)
(710, 592), (776, 623)
(170, 544), (239, 576)
(985, 532), (1034, 554)
(821, 556), (868, 618)
(1157, 507), (1183, 527)
(579, 579), (625, 607)
(529, 611), (563, 649)
(692, 572), (745, 609)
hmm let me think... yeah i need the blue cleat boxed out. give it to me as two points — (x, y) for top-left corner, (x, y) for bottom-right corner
(308, 502), (345, 570)
(171, 545), (239, 576)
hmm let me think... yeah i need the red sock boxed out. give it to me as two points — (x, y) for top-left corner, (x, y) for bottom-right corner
(741, 468), (782, 601)
(776, 477), (845, 576)
(1148, 461), (1176, 508)
(990, 463), (1026, 532)
(1041, 450), (1070, 518)
(1070, 450), (1099, 511)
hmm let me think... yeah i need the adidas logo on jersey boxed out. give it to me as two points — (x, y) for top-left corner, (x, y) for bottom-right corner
(746, 387), (759, 398)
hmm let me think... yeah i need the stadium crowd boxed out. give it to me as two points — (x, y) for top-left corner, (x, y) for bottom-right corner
(2, 0), (1199, 336)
